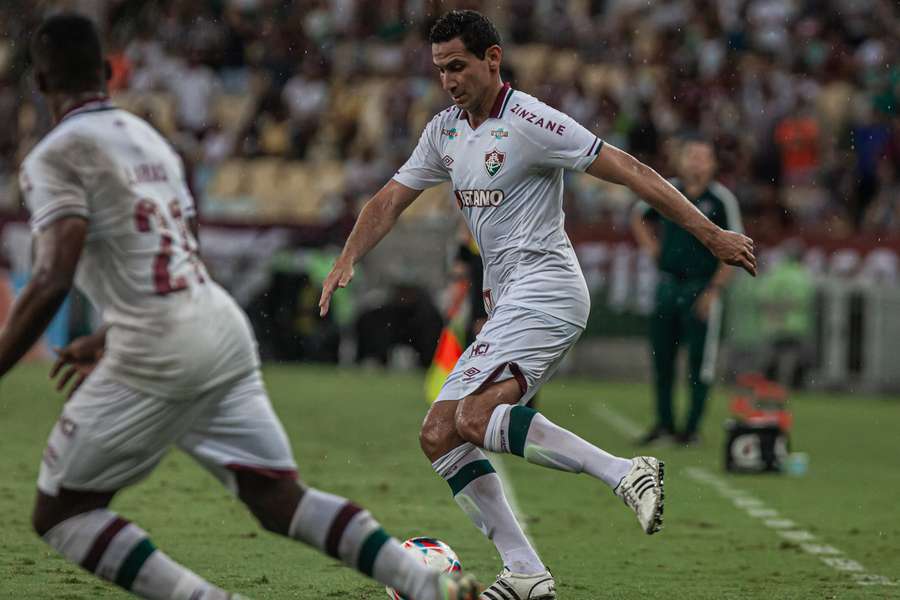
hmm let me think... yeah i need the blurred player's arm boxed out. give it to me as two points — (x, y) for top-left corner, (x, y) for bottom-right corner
(319, 180), (422, 316)
(629, 203), (660, 260)
(588, 144), (756, 275)
(0, 217), (86, 377)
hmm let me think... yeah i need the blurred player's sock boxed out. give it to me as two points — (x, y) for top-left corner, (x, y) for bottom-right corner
(484, 404), (633, 488)
(43, 509), (231, 599)
(288, 487), (440, 600)
(432, 443), (545, 575)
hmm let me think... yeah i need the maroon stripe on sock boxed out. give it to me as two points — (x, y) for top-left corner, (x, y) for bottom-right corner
(81, 517), (129, 574)
(325, 503), (362, 559)
(225, 463), (299, 480)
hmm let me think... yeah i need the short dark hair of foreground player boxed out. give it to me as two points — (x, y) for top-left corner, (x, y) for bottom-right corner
(428, 9), (501, 59)
(30, 13), (107, 94)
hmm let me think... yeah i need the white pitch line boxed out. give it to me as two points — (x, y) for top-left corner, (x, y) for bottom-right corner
(591, 403), (644, 439)
(686, 466), (897, 587)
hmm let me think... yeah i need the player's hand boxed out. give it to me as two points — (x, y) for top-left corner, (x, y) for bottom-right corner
(708, 229), (757, 276)
(50, 334), (104, 399)
(319, 258), (355, 317)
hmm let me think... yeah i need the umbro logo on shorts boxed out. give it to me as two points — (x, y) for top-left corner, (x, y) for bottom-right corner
(463, 367), (482, 380)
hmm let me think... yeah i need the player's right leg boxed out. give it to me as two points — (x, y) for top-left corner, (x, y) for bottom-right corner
(33, 373), (241, 599)
(179, 370), (480, 600)
(420, 397), (555, 600)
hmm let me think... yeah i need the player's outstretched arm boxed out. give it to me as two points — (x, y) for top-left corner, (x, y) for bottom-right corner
(0, 217), (87, 377)
(587, 143), (757, 276)
(319, 179), (422, 316)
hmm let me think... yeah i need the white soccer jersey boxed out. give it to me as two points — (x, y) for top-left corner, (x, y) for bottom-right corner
(394, 84), (600, 327)
(20, 99), (258, 398)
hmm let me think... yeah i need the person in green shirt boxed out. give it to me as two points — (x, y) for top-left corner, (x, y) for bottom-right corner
(631, 135), (744, 446)
(756, 240), (814, 388)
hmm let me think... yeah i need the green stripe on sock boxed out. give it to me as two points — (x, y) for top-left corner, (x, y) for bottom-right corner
(447, 459), (496, 496)
(115, 538), (156, 590)
(357, 528), (390, 577)
(509, 406), (538, 457)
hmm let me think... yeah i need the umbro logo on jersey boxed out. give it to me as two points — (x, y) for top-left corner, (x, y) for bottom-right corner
(455, 189), (506, 208)
(442, 154), (454, 168)
(484, 149), (506, 176)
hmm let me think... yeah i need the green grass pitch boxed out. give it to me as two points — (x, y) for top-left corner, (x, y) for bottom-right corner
(1, 363), (898, 599)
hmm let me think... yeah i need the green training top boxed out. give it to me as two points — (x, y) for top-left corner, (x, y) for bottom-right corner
(634, 178), (743, 281)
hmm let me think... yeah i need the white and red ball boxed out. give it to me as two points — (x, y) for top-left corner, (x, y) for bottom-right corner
(385, 537), (462, 600)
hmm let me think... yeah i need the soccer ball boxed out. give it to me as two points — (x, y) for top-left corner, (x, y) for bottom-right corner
(385, 537), (462, 600)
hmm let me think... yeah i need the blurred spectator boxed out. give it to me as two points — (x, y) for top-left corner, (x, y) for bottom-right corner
(862, 156), (900, 233)
(169, 49), (222, 139)
(282, 57), (330, 158)
(757, 240), (815, 388)
(0, 0), (898, 237)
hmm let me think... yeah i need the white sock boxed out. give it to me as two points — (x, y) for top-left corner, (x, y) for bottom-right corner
(288, 487), (437, 600)
(43, 509), (228, 599)
(433, 444), (545, 575)
(484, 404), (633, 488)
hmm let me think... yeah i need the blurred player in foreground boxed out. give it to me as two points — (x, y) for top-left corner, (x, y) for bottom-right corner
(0, 14), (480, 600)
(320, 10), (756, 599)
(631, 136), (744, 447)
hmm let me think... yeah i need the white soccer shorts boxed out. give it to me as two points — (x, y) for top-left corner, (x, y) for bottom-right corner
(435, 303), (583, 404)
(38, 367), (297, 496)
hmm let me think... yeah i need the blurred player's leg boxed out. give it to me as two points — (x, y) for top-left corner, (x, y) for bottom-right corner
(182, 371), (480, 600)
(33, 489), (238, 600)
(33, 374), (248, 599)
(422, 400), (547, 578)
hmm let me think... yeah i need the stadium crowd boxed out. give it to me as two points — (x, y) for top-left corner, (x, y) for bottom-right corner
(1, 0), (899, 238)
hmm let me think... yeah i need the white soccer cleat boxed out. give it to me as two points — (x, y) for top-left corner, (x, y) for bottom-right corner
(613, 456), (665, 534)
(480, 567), (555, 600)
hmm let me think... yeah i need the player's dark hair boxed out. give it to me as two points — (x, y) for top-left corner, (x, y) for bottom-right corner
(30, 13), (106, 94)
(429, 10), (501, 59)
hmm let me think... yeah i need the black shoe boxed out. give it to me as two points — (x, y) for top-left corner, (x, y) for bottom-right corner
(636, 426), (675, 447)
(676, 431), (701, 447)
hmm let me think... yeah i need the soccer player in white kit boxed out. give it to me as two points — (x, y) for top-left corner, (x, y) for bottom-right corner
(0, 14), (482, 600)
(320, 10), (757, 599)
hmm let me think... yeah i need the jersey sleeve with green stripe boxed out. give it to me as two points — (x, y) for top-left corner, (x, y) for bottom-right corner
(634, 179), (743, 280)
(394, 84), (602, 328)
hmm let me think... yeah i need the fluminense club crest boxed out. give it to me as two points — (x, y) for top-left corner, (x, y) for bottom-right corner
(484, 149), (505, 177)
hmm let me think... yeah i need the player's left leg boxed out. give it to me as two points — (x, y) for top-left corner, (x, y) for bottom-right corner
(455, 380), (632, 489)
(180, 370), (480, 600)
(683, 295), (722, 444)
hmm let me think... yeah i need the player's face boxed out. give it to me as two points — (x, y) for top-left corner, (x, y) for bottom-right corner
(432, 38), (495, 113)
(680, 142), (717, 184)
